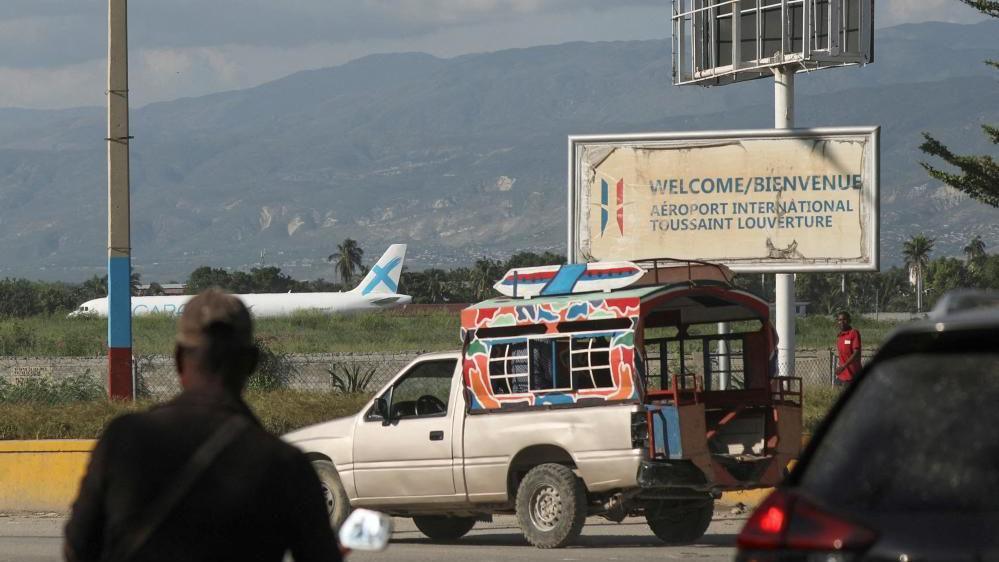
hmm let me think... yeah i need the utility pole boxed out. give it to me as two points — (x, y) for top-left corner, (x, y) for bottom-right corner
(774, 66), (795, 378)
(107, 0), (133, 399)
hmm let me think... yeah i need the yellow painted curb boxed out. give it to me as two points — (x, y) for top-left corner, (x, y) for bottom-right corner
(719, 488), (774, 507)
(0, 440), (96, 512)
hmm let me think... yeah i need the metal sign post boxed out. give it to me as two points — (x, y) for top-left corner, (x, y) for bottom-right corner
(107, 0), (133, 399)
(774, 66), (795, 377)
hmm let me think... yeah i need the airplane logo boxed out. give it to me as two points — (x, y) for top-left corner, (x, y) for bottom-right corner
(362, 257), (402, 295)
(600, 178), (625, 237)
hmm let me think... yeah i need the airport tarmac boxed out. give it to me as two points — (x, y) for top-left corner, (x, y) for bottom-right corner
(0, 510), (745, 561)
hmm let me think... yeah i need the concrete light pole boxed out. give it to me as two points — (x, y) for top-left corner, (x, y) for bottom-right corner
(774, 66), (795, 378)
(107, 0), (133, 399)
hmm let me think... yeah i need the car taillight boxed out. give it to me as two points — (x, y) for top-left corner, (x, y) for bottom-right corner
(737, 489), (876, 553)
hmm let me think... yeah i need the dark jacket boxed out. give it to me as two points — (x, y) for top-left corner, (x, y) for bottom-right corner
(65, 390), (341, 562)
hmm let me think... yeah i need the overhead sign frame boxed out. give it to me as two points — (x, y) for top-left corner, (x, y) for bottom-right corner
(567, 127), (879, 273)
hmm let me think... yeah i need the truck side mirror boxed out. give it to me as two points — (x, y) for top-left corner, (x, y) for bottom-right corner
(375, 397), (390, 422)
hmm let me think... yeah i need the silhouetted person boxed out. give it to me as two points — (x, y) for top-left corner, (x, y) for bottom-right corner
(65, 289), (342, 562)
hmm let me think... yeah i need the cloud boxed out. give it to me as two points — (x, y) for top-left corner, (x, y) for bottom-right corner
(0, 3), (669, 109)
(0, 61), (106, 109)
(1, 0), (663, 70)
(878, 0), (989, 27)
(0, 0), (991, 109)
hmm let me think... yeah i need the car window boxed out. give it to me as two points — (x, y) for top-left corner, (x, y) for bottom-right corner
(387, 359), (456, 419)
(798, 353), (999, 514)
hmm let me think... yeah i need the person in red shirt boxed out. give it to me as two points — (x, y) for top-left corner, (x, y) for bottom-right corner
(834, 311), (862, 384)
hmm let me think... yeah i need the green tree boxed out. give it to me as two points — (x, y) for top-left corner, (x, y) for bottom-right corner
(469, 258), (503, 301)
(129, 272), (142, 296)
(0, 278), (40, 317)
(919, 1), (999, 206)
(186, 267), (233, 293)
(328, 239), (364, 286)
(249, 266), (293, 293)
(925, 257), (970, 307)
(504, 251), (565, 271)
(81, 275), (107, 298)
(963, 235), (988, 274)
(423, 269), (449, 304)
(903, 234), (935, 312)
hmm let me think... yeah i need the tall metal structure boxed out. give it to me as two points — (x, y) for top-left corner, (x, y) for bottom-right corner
(672, 0), (875, 377)
(107, 0), (133, 399)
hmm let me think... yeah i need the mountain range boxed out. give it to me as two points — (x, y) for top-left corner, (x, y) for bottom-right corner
(0, 20), (997, 281)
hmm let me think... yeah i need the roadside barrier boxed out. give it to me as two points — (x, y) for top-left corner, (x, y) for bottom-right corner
(2, 439), (805, 513)
(0, 440), (94, 512)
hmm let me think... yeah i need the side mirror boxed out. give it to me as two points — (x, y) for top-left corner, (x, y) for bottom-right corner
(338, 509), (393, 552)
(375, 397), (389, 419)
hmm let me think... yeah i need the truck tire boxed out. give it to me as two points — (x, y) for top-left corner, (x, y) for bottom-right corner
(312, 460), (351, 529)
(645, 499), (714, 545)
(515, 463), (587, 549)
(412, 516), (477, 541)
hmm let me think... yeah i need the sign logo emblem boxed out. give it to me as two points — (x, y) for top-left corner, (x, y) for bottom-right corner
(600, 178), (625, 237)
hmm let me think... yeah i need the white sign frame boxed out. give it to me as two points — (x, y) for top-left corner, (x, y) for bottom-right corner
(567, 127), (880, 273)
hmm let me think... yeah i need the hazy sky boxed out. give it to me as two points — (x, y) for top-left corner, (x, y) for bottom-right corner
(0, 0), (988, 109)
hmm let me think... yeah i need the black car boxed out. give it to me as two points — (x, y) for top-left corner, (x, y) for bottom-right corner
(737, 291), (999, 561)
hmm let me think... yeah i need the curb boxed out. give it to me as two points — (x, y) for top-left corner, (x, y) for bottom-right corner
(0, 440), (95, 512)
(0, 439), (790, 512)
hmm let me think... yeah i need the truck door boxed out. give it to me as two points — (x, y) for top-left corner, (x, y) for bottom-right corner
(352, 358), (460, 503)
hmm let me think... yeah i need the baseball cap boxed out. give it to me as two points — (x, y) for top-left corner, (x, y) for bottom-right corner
(176, 289), (253, 349)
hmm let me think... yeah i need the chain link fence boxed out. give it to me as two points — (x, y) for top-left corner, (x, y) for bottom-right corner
(1, 349), (872, 399)
(788, 349), (876, 387)
(0, 353), (425, 400)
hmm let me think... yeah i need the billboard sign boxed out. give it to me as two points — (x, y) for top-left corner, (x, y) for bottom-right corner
(568, 127), (879, 272)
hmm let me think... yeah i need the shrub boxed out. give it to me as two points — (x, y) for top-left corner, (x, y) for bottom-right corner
(0, 373), (105, 404)
(328, 362), (379, 393)
(247, 337), (296, 391)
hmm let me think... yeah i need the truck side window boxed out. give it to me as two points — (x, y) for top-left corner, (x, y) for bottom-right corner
(488, 342), (529, 394)
(571, 336), (614, 389)
(530, 339), (571, 391)
(387, 359), (455, 419)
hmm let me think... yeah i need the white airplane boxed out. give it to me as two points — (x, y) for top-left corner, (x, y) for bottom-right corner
(69, 244), (412, 318)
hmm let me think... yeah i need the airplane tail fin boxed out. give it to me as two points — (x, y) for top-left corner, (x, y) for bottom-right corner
(350, 244), (407, 295)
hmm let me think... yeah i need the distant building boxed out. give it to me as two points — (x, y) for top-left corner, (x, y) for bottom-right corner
(136, 283), (186, 296)
(768, 301), (810, 317)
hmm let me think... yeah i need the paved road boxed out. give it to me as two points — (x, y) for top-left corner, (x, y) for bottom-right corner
(0, 511), (745, 562)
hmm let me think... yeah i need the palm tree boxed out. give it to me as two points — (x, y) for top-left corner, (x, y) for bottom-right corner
(327, 239), (364, 286)
(82, 275), (108, 298)
(903, 234), (935, 312)
(469, 258), (502, 301)
(130, 272), (142, 296)
(963, 235), (987, 269)
(424, 269), (448, 303)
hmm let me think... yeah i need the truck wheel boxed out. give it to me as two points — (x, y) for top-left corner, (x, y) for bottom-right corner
(645, 499), (714, 545)
(412, 516), (477, 541)
(515, 463), (587, 548)
(312, 460), (350, 529)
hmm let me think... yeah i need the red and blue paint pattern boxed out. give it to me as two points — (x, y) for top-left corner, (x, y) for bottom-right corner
(461, 297), (642, 411)
(494, 262), (644, 298)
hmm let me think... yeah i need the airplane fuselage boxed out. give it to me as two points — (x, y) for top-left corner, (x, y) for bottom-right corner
(71, 291), (412, 318)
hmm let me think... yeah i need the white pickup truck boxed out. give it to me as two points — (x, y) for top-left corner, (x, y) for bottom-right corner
(284, 263), (801, 548)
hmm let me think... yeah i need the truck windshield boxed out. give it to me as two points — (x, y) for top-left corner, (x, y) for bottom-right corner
(798, 352), (999, 514)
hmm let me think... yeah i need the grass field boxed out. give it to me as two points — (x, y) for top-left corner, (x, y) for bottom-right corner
(0, 311), (903, 357)
(0, 386), (838, 440)
(0, 389), (373, 440)
(0, 311), (461, 356)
